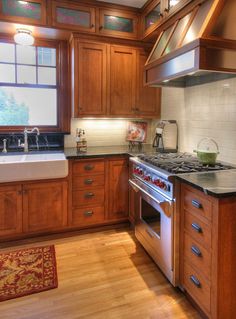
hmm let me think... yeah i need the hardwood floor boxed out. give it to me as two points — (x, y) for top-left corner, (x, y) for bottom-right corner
(0, 228), (201, 319)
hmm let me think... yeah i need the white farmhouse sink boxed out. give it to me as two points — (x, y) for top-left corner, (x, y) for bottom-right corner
(0, 152), (68, 183)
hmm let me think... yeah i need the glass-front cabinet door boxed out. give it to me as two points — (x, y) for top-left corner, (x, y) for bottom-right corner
(143, 1), (162, 37)
(99, 9), (138, 39)
(0, 0), (46, 25)
(52, 1), (95, 33)
(165, 0), (192, 16)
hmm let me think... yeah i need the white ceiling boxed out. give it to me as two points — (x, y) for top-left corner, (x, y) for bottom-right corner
(97, 0), (147, 8)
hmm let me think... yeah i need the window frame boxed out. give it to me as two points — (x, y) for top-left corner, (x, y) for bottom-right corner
(0, 36), (70, 133)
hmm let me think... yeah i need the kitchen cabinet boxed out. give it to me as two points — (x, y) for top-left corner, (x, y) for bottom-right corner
(180, 183), (236, 319)
(98, 9), (138, 39)
(51, 1), (95, 32)
(0, 185), (22, 236)
(23, 181), (68, 233)
(73, 41), (107, 117)
(72, 38), (161, 119)
(107, 158), (129, 220)
(70, 159), (106, 227)
(0, 0), (47, 25)
(109, 45), (137, 116)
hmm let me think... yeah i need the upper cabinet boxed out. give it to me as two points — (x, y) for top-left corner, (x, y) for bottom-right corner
(0, 0), (47, 25)
(52, 1), (95, 33)
(98, 9), (139, 39)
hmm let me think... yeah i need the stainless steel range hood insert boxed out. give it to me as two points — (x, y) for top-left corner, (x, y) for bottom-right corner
(144, 0), (236, 87)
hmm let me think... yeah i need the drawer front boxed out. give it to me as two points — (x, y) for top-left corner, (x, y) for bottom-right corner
(184, 232), (211, 280)
(72, 206), (105, 226)
(184, 211), (212, 249)
(183, 263), (211, 315)
(73, 189), (104, 207)
(73, 175), (104, 190)
(73, 161), (105, 175)
(183, 187), (212, 222)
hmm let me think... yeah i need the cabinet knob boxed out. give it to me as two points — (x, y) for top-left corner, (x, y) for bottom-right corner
(84, 211), (94, 217)
(84, 192), (95, 199)
(91, 24), (95, 28)
(191, 223), (202, 233)
(191, 199), (202, 209)
(99, 26), (103, 30)
(84, 164), (94, 171)
(191, 245), (202, 257)
(164, 8), (169, 13)
(190, 275), (201, 288)
(84, 179), (93, 185)
(159, 13), (164, 17)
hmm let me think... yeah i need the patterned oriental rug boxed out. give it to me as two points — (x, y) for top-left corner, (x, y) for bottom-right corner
(0, 245), (58, 302)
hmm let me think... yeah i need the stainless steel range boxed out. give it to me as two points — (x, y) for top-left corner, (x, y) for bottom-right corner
(129, 153), (233, 286)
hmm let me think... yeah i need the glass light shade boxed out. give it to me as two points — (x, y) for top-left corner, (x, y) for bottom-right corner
(14, 29), (34, 46)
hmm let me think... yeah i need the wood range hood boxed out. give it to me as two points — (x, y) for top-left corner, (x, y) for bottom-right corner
(144, 0), (236, 87)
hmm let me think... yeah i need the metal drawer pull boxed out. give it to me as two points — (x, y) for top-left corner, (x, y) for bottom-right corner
(84, 164), (94, 171)
(145, 229), (154, 238)
(84, 179), (93, 185)
(84, 211), (94, 217)
(190, 275), (201, 288)
(191, 199), (202, 209)
(191, 245), (202, 257)
(84, 192), (95, 199)
(191, 223), (202, 233)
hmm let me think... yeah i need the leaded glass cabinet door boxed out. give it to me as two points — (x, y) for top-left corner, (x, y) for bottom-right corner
(99, 9), (138, 39)
(165, 0), (191, 16)
(142, 0), (163, 37)
(52, 1), (95, 33)
(0, 0), (46, 25)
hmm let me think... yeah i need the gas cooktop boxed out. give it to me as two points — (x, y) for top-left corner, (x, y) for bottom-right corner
(137, 153), (233, 174)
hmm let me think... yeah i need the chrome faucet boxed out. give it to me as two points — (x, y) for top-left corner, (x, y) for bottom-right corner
(2, 139), (7, 153)
(19, 127), (40, 152)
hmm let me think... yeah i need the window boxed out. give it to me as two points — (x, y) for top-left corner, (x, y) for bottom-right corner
(0, 41), (58, 127)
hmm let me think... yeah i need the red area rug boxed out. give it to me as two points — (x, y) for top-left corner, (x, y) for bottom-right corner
(0, 245), (58, 302)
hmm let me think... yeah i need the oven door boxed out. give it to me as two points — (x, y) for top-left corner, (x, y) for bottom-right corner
(129, 178), (175, 284)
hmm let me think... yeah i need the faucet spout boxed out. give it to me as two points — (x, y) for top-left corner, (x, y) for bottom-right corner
(23, 127), (40, 152)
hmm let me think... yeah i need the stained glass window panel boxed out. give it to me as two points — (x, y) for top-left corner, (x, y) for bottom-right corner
(104, 15), (133, 33)
(145, 4), (161, 30)
(56, 7), (90, 27)
(2, 0), (41, 20)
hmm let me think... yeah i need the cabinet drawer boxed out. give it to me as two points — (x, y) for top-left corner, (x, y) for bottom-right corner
(73, 174), (104, 190)
(184, 232), (211, 280)
(184, 211), (212, 249)
(183, 187), (212, 222)
(73, 189), (104, 207)
(183, 263), (211, 315)
(73, 160), (105, 175)
(72, 206), (105, 226)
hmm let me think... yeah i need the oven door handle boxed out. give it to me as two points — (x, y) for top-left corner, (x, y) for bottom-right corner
(129, 179), (173, 206)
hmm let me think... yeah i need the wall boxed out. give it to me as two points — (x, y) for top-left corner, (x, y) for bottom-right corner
(161, 77), (236, 164)
(64, 118), (155, 148)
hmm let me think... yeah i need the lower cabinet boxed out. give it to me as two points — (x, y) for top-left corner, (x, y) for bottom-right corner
(23, 181), (68, 233)
(69, 156), (129, 227)
(180, 183), (236, 319)
(0, 185), (22, 237)
(0, 179), (68, 239)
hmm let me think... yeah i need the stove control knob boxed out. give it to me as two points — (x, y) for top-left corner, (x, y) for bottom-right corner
(144, 175), (151, 181)
(159, 182), (166, 189)
(154, 179), (160, 186)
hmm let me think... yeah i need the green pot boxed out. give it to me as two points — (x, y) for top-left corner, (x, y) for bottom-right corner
(194, 150), (219, 165)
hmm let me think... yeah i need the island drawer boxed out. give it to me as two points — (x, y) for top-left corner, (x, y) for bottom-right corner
(72, 189), (105, 207)
(72, 160), (105, 175)
(73, 174), (104, 190)
(71, 206), (105, 226)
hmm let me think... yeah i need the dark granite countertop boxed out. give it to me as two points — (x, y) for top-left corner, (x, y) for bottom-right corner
(177, 170), (236, 198)
(64, 144), (156, 159)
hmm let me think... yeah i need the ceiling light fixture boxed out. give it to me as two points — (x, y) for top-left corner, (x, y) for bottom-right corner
(18, 1), (28, 4)
(14, 28), (34, 46)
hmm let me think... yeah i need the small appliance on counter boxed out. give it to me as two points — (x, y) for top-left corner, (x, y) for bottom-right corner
(76, 128), (87, 152)
(153, 120), (178, 153)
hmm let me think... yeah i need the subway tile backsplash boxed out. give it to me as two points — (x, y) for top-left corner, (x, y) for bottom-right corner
(161, 78), (236, 164)
(64, 119), (155, 148)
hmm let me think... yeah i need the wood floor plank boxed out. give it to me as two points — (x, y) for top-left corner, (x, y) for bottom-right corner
(0, 228), (201, 319)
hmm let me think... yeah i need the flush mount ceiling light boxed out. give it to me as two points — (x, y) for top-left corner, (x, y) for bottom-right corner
(14, 29), (34, 46)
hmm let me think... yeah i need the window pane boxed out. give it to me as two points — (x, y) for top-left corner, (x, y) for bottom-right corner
(0, 87), (57, 126)
(38, 47), (56, 66)
(38, 67), (56, 85)
(0, 43), (15, 63)
(17, 65), (36, 84)
(16, 45), (36, 65)
(0, 64), (15, 83)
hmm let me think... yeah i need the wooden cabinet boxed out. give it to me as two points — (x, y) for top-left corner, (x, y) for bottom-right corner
(23, 181), (68, 233)
(136, 49), (161, 116)
(109, 45), (137, 116)
(0, 185), (22, 236)
(73, 41), (107, 117)
(72, 38), (161, 119)
(52, 1), (95, 32)
(0, 0), (47, 25)
(99, 9), (138, 39)
(180, 183), (236, 319)
(107, 158), (129, 220)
